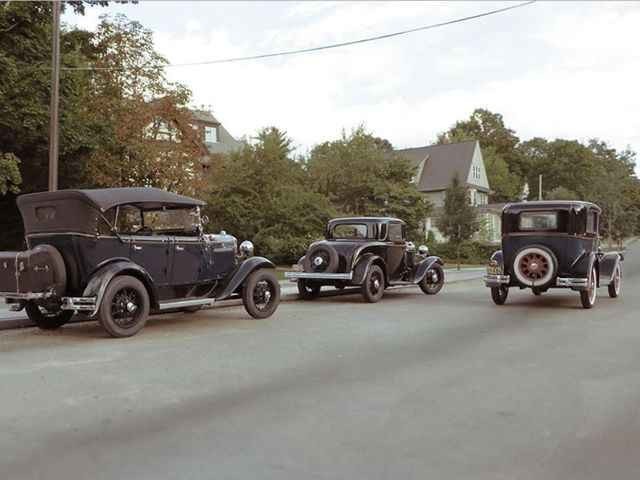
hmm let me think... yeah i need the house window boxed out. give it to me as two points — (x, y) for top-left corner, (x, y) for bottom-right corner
(204, 126), (219, 143)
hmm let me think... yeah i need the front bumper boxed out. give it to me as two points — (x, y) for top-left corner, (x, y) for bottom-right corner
(556, 277), (589, 289)
(284, 271), (353, 282)
(484, 274), (510, 287)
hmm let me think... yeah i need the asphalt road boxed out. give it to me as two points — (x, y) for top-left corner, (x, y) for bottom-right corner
(1, 245), (638, 480)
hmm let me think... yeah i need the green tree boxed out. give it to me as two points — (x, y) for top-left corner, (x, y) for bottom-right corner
(0, 153), (21, 195)
(306, 126), (431, 240)
(204, 127), (335, 263)
(84, 14), (204, 195)
(436, 175), (480, 270)
(438, 109), (524, 201)
(547, 186), (578, 200)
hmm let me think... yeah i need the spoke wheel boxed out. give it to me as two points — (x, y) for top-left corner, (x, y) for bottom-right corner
(518, 253), (550, 281)
(297, 280), (321, 300)
(419, 264), (445, 295)
(98, 276), (150, 338)
(242, 269), (281, 319)
(362, 264), (385, 303)
(608, 264), (622, 298)
(491, 286), (509, 305)
(25, 302), (73, 330)
(580, 267), (597, 309)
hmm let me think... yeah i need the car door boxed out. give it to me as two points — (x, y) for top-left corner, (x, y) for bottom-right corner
(117, 205), (172, 285)
(385, 222), (407, 280)
(130, 235), (172, 285)
(171, 236), (205, 286)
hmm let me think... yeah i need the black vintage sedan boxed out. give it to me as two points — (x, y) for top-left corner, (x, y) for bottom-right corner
(484, 201), (624, 309)
(285, 217), (445, 302)
(0, 188), (280, 337)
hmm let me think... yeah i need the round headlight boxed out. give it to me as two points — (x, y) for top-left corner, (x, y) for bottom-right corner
(418, 245), (429, 256)
(239, 240), (254, 257)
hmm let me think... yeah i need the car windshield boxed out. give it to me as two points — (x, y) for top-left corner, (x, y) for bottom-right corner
(518, 211), (558, 231)
(115, 206), (200, 235)
(332, 223), (369, 239)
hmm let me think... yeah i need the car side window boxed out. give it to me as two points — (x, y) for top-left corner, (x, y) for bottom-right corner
(116, 206), (143, 234)
(388, 223), (404, 243)
(97, 208), (116, 236)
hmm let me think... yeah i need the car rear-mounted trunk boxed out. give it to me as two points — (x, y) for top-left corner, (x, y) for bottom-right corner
(0, 246), (65, 296)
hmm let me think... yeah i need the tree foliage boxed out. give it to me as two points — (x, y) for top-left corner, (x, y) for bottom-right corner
(0, 152), (21, 195)
(438, 108), (524, 202)
(84, 15), (204, 195)
(436, 175), (481, 268)
(306, 127), (431, 240)
(204, 128), (335, 263)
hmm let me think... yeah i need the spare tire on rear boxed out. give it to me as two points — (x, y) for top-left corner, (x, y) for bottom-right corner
(303, 244), (339, 273)
(512, 245), (557, 288)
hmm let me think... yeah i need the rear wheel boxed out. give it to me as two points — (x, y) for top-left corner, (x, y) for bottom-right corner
(242, 269), (280, 319)
(297, 279), (321, 300)
(362, 265), (385, 303)
(580, 267), (597, 309)
(25, 302), (73, 330)
(491, 286), (509, 305)
(608, 264), (622, 298)
(419, 264), (445, 295)
(98, 276), (150, 338)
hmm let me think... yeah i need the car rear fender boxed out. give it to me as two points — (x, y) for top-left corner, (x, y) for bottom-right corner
(598, 251), (623, 285)
(413, 256), (444, 283)
(83, 260), (158, 316)
(218, 256), (275, 300)
(352, 253), (386, 285)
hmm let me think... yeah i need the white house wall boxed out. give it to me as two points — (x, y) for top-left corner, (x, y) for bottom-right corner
(466, 142), (490, 193)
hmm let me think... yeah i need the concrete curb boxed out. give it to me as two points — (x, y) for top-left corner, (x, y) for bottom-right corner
(0, 270), (484, 332)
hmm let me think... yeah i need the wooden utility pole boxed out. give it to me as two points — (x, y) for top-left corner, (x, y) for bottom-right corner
(48, 0), (61, 192)
(538, 174), (542, 201)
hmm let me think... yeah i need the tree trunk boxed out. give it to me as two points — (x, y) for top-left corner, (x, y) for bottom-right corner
(456, 242), (461, 271)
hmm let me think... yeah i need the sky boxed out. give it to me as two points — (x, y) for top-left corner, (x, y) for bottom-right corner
(63, 1), (640, 173)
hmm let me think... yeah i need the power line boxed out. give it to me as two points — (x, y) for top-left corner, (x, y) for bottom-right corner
(60, 0), (536, 71)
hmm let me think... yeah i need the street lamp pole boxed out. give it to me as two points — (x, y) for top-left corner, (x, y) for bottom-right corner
(48, 0), (61, 192)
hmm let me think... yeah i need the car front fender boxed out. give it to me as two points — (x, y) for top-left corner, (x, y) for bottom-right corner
(413, 255), (444, 283)
(217, 256), (275, 300)
(598, 251), (623, 285)
(83, 260), (158, 317)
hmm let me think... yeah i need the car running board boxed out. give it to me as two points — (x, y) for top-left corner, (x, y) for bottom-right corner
(158, 298), (216, 311)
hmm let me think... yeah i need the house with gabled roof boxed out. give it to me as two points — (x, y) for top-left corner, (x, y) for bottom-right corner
(396, 140), (500, 243)
(190, 109), (243, 166)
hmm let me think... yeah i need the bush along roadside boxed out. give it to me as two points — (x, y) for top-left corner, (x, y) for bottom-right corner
(427, 241), (497, 266)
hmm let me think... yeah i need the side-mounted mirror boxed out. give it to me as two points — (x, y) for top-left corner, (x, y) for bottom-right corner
(418, 245), (429, 256)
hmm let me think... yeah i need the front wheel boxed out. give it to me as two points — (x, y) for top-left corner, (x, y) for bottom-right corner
(297, 279), (321, 300)
(25, 302), (73, 330)
(242, 269), (281, 319)
(98, 275), (150, 338)
(419, 264), (445, 295)
(580, 267), (597, 309)
(608, 263), (622, 298)
(362, 264), (385, 303)
(491, 286), (509, 305)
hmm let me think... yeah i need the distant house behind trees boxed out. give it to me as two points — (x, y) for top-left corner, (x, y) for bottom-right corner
(396, 140), (502, 244)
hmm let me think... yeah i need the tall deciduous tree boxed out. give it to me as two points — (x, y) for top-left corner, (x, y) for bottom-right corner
(438, 109), (524, 202)
(436, 175), (480, 269)
(85, 15), (204, 195)
(306, 126), (431, 240)
(204, 127), (335, 263)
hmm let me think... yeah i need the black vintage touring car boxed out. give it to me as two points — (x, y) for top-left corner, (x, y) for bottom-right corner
(0, 188), (280, 337)
(285, 217), (445, 302)
(484, 201), (623, 309)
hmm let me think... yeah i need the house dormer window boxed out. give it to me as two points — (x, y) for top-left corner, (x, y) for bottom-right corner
(204, 125), (219, 143)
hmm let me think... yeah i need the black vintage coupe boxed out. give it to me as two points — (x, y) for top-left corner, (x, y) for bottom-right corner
(285, 217), (445, 302)
(484, 201), (624, 309)
(0, 188), (280, 337)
